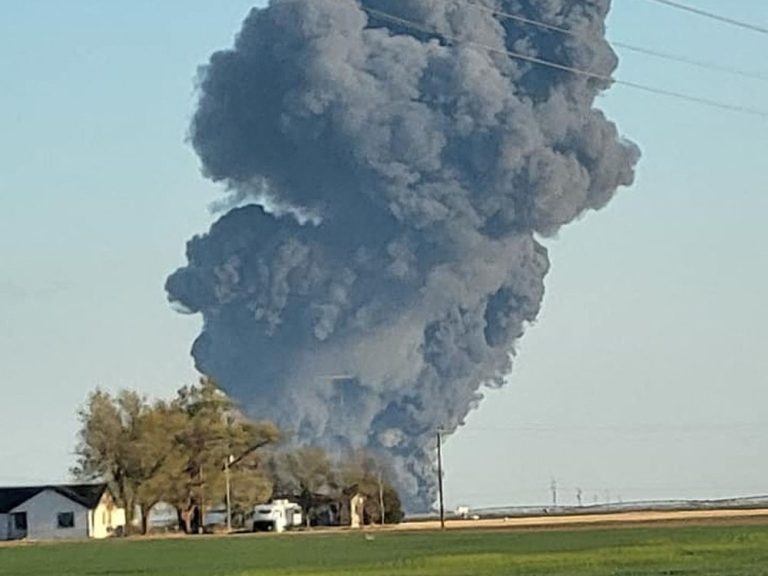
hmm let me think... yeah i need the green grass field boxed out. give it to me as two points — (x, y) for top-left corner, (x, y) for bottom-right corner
(2, 523), (768, 576)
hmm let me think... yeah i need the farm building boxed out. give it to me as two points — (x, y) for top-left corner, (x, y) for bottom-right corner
(0, 483), (125, 541)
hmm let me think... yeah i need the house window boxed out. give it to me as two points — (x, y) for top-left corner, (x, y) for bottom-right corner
(57, 512), (75, 529)
(12, 513), (27, 531)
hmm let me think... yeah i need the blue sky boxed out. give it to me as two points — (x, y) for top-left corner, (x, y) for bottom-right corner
(1, 1), (766, 509)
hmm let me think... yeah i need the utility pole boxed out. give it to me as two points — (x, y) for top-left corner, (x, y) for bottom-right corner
(550, 478), (558, 508)
(199, 465), (205, 534)
(377, 468), (385, 527)
(225, 455), (233, 532)
(437, 428), (445, 530)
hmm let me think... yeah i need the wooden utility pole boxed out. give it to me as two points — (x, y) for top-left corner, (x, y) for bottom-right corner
(377, 468), (385, 527)
(225, 456), (233, 532)
(550, 478), (558, 508)
(199, 465), (205, 534)
(437, 429), (445, 530)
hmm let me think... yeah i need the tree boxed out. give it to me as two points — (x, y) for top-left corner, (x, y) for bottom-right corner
(227, 465), (273, 528)
(340, 452), (404, 525)
(73, 379), (280, 535)
(269, 447), (339, 525)
(131, 402), (188, 534)
(72, 391), (132, 525)
(72, 390), (185, 533)
(167, 377), (280, 533)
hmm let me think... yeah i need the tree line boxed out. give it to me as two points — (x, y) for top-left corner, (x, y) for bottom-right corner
(72, 377), (402, 534)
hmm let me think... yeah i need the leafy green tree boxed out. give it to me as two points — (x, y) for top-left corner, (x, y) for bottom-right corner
(73, 379), (280, 535)
(340, 452), (404, 525)
(228, 464), (274, 527)
(168, 377), (280, 532)
(72, 390), (185, 533)
(132, 401), (188, 534)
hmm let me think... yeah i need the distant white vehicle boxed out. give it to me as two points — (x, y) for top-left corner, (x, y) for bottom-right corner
(252, 500), (303, 533)
(455, 505), (470, 519)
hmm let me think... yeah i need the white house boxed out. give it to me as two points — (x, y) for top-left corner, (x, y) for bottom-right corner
(0, 483), (125, 541)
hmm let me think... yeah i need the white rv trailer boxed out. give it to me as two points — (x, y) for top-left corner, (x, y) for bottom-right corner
(252, 499), (302, 533)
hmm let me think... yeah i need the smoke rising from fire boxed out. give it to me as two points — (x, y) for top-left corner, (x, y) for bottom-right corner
(167, 0), (639, 510)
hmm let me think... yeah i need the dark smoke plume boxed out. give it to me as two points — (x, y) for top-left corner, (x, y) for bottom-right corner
(167, 0), (639, 510)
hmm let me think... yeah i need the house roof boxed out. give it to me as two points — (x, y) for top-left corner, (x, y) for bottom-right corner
(0, 487), (41, 514)
(0, 483), (108, 513)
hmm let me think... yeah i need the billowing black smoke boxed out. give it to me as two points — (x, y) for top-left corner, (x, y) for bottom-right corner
(167, 0), (639, 510)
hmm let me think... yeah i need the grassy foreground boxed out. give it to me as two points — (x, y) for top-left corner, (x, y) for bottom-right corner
(1, 523), (768, 576)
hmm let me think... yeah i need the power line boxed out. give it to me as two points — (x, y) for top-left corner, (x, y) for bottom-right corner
(614, 42), (768, 83)
(450, 0), (768, 82)
(639, 0), (768, 36)
(450, 0), (572, 36)
(362, 6), (768, 118)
